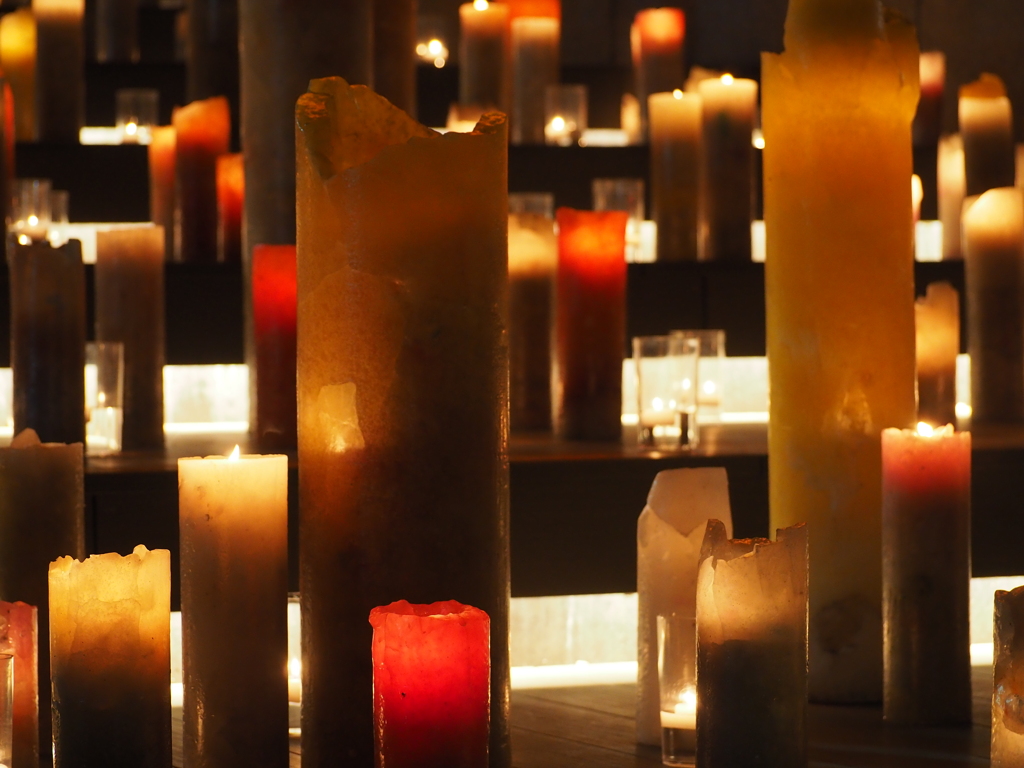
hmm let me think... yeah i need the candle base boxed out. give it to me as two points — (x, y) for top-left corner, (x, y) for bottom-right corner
(660, 726), (695, 766)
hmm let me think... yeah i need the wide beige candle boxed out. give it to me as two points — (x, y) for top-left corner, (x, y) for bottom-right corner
(179, 451), (288, 768)
(49, 546), (170, 767)
(959, 74), (1015, 198)
(938, 134), (966, 260)
(459, 1), (509, 110)
(511, 16), (559, 145)
(649, 90), (701, 262)
(33, 0), (83, 142)
(0, 9), (36, 142)
(915, 281), (959, 427)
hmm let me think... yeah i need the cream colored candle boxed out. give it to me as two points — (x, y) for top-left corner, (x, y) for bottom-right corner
(33, 0), (84, 142)
(511, 17), (559, 145)
(459, 1), (509, 111)
(915, 282), (959, 427)
(938, 134), (966, 260)
(649, 90), (701, 262)
(179, 451), (288, 767)
(959, 74), (1015, 198)
(49, 546), (171, 767)
(0, 9), (36, 142)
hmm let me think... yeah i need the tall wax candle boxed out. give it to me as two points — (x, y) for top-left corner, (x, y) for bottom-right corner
(33, 0), (83, 142)
(510, 17), (559, 145)
(553, 208), (628, 440)
(0, 9), (36, 142)
(373, 0), (416, 115)
(698, 75), (758, 261)
(762, 1), (918, 703)
(370, 601), (490, 768)
(49, 546), (171, 768)
(993, 586), (1024, 767)
(963, 187), (1024, 425)
(0, 602), (37, 768)
(184, 0), (237, 120)
(649, 90), (701, 262)
(216, 152), (244, 263)
(173, 96), (230, 262)
(632, 8), (685, 134)
(295, 79), (510, 768)
(913, 51), (945, 147)
(915, 281), (959, 427)
(149, 126), (176, 262)
(881, 423), (971, 725)
(459, 1), (509, 111)
(252, 245), (297, 450)
(179, 451), (288, 768)
(959, 74), (1015, 198)
(938, 134), (966, 260)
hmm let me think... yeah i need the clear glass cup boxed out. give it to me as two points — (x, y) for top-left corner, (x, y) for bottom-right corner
(10, 179), (52, 244)
(115, 88), (159, 144)
(509, 192), (554, 219)
(633, 335), (699, 450)
(85, 342), (125, 455)
(593, 178), (645, 262)
(48, 189), (70, 247)
(658, 614), (696, 766)
(544, 84), (587, 147)
(673, 330), (726, 424)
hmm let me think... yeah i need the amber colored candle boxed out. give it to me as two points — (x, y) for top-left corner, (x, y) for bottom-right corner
(506, 0), (559, 19)
(554, 208), (628, 440)
(252, 244), (297, 450)
(915, 282), (959, 427)
(959, 74), (1015, 198)
(913, 51), (945, 146)
(173, 97), (230, 262)
(632, 8), (685, 133)
(762, 2), (918, 703)
(510, 17), (559, 145)
(149, 126), (176, 262)
(33, 0), (83, 142)
(370, 601), (490, 768)
(49, 546), (171, 768)
(216, 152), (244, 263)
(459, 1), (509, 110)
(649, 90), (700, 262)
(938, 134), (966, 260)
(0, 9), (36, 142)
(0, 601), (38, 768)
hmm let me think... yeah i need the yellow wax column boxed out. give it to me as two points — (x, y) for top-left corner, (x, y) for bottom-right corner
(0, 9), (36, 142)
(762, 1), (919, 703)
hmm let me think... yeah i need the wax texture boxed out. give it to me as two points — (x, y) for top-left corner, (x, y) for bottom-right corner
(0, 9), (36, 141)
(370, 601), (490, 768)
(994, 586), (1024, 767)
(252, 245), (297, 450)
(507, 0), (559, 19)
(0, 601), (38, 768)
(173, 96), (230, 262)
(915, 282), (959, 426)
(216, 152), (244, 263)
(295, 78), (510, 768)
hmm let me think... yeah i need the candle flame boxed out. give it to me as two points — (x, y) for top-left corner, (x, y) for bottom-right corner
(26, 215), (38, 226)
(473, 0), (488, 9)
(721, 73), (735, 85)
(550, 116), (566, 131)
(16, 234), (29, 245)
(676, 686), (697, 713)
(228, 445), (240, 460)
(672, 89), (683, 99)
(125, 122), (138, 135)
(917, 422), (935, 437)
(427, 39), (443, 56)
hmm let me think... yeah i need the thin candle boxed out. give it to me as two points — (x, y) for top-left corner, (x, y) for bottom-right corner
(252, 245), (297, 450)
(459, 1), (509, 110)
(216, 152), (244, 263)
(632, 8), (685, 133)
(173, 97), (230, 262)
(649, 90), (700, 261)
(149, 126), (176, 261)
(33, 0), (83, 142)
(959, 74), (1015, 197)
(915, 282), (959, 427)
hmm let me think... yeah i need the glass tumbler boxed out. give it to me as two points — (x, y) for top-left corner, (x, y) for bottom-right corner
(658, 614), (696, 766)
(633, 334), (699, 449)
(85, 342), (125, 455)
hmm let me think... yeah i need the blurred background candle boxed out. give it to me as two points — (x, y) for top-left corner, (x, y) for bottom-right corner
(649, 90), (700, 262)
(0, 9), (36, 142)
(216, 152), (244, 263)
(881, 423), (971, 725)
(0, 601), (37, 768)
(370, 601), (490, 768)
(33, 0), (83, 142)
(913, 51), (945, 147)
(631, 8), (685, 136)
(915, 282), (959, 427)
(959, 74), (1015, 198)
(252, 245), (297, 451)
(173, 96), (230, 262)
(179, 451), (288, 768)
(49, 546), (170, 768)
(507, 0), (559, 18)
(510, 16), (559, 145)
(94, 0), (137, 62)
(149, 126), (176, 261)
(938, 134), (966, 260)
(544, 84), (585, 146)
(459, 0), (509, 111)
(554, 208), (628, 440)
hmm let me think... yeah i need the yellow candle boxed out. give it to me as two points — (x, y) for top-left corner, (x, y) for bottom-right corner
(959, 73), (1015, 198)
(649, 90), (701, 262)
(938, 134), (965, 260)
(762, 1), (918, 703)
(915, 281), (959, 427)
(33, 0), (84, 142)
(459, 1), (509, 110)
(0, 9), (36, 142)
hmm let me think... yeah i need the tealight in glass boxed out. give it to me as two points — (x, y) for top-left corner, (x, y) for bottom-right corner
(544, 84), (587, 146)
(634, 334), (699, 450)
(85, 342), (124, 455)
(10, 179), (52, 244)
(115, 88), (159, 144)
(658, 613), (696, 766)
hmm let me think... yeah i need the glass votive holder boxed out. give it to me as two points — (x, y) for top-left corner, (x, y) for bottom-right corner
(545, 84), (587, 147)
(85, 342), (125, 456)
(593, 178), (645, 262)
(634, 334), (699, 450)
(48, 189), (69, 247)
(509, 191), (554, 218)
(10, 179), (52, 244)
(674, 330), (727, 424)
(658, 614), (696, 766)
(115, 88), (159, 144)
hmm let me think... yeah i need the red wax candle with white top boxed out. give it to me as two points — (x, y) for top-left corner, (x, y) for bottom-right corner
(0, 600), (37, 768)
(252, 244), (297, 450)
(370, 600), (490, 768)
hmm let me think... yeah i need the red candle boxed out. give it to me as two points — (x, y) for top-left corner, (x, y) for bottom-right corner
(173, 96), (230, 262)
(217, 152), (244, 263)
(631, 8), (685, 132)
(252, 244), (296, 450)
(149, 125), (176, 262)
(370, 600), (490, 768)
(554, 208), (628, 440)
(506, 0), (559, 20)
(0, 600), (37, 768)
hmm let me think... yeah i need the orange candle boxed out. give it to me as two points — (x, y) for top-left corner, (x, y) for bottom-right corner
(216, 152), (244, 263)
(0, 601), (37, 768)
(506, 0), (559, 19)
(173, 96), (230, 262)
(149, 125), (176, 262)
(252, 244), (296, 450)
(631, 8), (685, 133)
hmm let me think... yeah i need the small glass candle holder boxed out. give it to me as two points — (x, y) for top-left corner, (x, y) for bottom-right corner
(0, 653), (12, 767)
(115, 88), (159, 144)
(674, 330), (726, 424)
(634, 334), (699, 450)
(509, 191), (554, 218)
(658, 614), (696, 767)
(10, 179), (52, 244)
(593, 178), (645, 262)
(85, 341), (125, 455)
(48, 189), (69, 247)
(545, 84), (587, 146)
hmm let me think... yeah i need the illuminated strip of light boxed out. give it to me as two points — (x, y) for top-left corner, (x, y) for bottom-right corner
(511, 660), (637, 690)
(163, 421), (249, 435)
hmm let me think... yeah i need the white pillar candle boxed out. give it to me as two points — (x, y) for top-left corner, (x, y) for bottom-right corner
(459, 1), (509, 111)
(938, 134), (966, 260)
(959, 74), (1015, 198)
(32, 0), (83, 142)
(649, 90), (701, 262)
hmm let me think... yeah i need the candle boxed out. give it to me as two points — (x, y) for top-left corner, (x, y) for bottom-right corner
(938, 134), (966, 260)
(33, 0), (83, 142)
(915, 282), (959, 427)
(149, 126), (176, 262)
(507, 0), (559, 19)
(660, 696), (696, 730)
(762, 0), (918, 703)
(49, 546), (171, 767)
(95, 226), (166, 450)
(912, 173), (923, 225)
(0, 9), (35, 142)
(216, 152), (244, 263)
(459, 1), (509, 111)
(993, 586), (1024, 764)
(373, 0), (416, 114)
(179, 450), (289, 767)
(696, 520), (808, 765)
(636, 468), (731, 746)
(510, 17), (559, 145)
(959, 73), (1015, 197)
(295, 78), (510, 765)
(0, 81), (12, 229)
(649, 90), (700, 262)
(698, 75), (758, 261)
(631, 8), (685, 134)
(10, 240), (86, 445)
(554, 208), (628, 440)
(913, 51), (945, 146)
(370, 601), (490, 767)
(252, 244), (297, 450)
(0, 429), (82, 767)
(881, 423), (970, 724)
(963, 186), (1024, 425)
(173, 96), (230, 262)
(0, 602), (37, 768)
(94, 0), (137, 62)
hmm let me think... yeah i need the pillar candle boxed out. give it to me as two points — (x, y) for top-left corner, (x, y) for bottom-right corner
(0, 9), (36, 142)
(963, 187), (1024, 425)
(49, 546), (171, 768)
(216, 152), (244, 263)
(33, 0), (83, 143)
(252, 245), (297, 450)
(762, 2), (918, 703)
(913, 51), (945, 147)
(0, 429), (82, 768)
(0, 602), (38, 768)
(507, 0), (559, 19)
(632, 8), (685, 134)
(94, 0), (137, 62)
(10, 240), (86, 445)
(881, 423), (970, 725)
(508, 210), (556, 432)
(553, 208), (628, 440)
(938, 134), (966, 260)
(149, 126), (176, 262)
(459, 1), (509, 111)
(959, 73), (1015, 198)
(179, 451), (288, 768)
(993, 586), (1024, 766)
(295, 78), (510, 768)
(915, 282), (959, 427)
(95, 226), (165, 450)
(696, 520), (808, 766)
(510, 17), (559, 145)
(636, 468), (731, 747)
(373, 0), (416, 115)
(698, 75), (758, 261)
(173, 96), (230, 262)
(649, 90), (700, 262)
(184, 0), (237, 119)
(370, 601), (490, 768)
